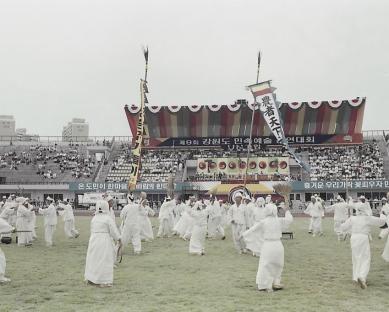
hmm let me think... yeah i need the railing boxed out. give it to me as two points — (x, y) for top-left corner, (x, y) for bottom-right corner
(362, 130), (386, 140)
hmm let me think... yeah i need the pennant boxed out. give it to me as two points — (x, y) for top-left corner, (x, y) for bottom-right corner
(247, 80), (286, 145)
(128, 80), (147, 190)
(247, 80), (310, 172)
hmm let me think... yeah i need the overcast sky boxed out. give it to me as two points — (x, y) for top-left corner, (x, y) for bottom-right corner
(1, 0), (388, 136)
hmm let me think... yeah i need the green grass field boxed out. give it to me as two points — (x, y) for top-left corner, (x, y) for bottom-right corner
(1, 216), (389, 312)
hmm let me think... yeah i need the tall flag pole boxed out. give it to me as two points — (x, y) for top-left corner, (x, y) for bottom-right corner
(244, 51), (261, 187)
(247, 80), (310, 172)
(128, 47), (149, 191)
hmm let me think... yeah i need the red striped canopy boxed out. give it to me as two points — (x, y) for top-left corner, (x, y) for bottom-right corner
(124, 97), (365, 139)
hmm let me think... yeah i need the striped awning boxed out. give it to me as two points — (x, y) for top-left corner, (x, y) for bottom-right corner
(124, 97), (365, 139)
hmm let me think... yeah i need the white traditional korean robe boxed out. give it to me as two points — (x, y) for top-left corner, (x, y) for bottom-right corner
(0, 202), (17, 227)
(242, 202), (266, 256)
(304, 202), (323, 236)
(207, 201), (225, 239)
(341, 214), (386, 284)
(325, 202), (350, 240)
(0, 218), (13, 282)
(139, 205), (154, 241)
(59, 203), (79, 238)
(189, 205), (210, 255)
(27, 204), (37, 240)
(157, 200), (174, 238)
(121, 203), (142, 253)
(255, 210), (293, 291)
(173, 203), (194, 239)
(39, 203), (57, 246)
(16, 204), (33, 246)
(382, 215), (389, 262)
(228, 203), (247, 253)
(84, 213), (121, 285)
(379, 203), (389, 239)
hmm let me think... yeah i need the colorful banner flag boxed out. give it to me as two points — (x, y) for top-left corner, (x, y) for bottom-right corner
(128, 80), (147, 190)
(247, 80), (286, 145)
(247, 80), (310, 172)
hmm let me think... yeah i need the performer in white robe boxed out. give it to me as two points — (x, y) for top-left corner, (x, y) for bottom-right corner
(189, 200), (210, 255)
(243, 196), (255, 229)
(121, 199), (143, 254)
(39, 197), (57, 247)
(304, 196), (315, 234)
(157, 196), (174, 238)
(172, 197), (184, 227)
(15, 197), (34, 246)
(58, 199), (79, 239)
(325, 195), (350, 240)
(0, 200), (17, 227)
(0, 196), (6, 214)
(382, 213), (389, 262)
(207, 196), (225, 240)
(354, 196), (372, 217)
(26, 201), (37, 241)
(304, 196), (323, 237)
(253, 203), (293, 292)
(378, 197), (389, 239)
(228, 192), (247, 254)
(85, 200), (121, 287)
(220, 200), (229, 227)
(243, 197), (266, 257)
(0, 218), (14, 283)
(120, 193), (135, 233)
(139, 200), (154, 241)
(106, 195), (117, 223)
(340, 204), (386, 289)
(173, 196), (196, 240)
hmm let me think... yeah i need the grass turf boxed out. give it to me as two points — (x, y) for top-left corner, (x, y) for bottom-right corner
(1, 216), (389, 312)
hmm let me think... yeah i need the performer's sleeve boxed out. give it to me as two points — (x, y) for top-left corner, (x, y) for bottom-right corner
(281, 211), (294, 230)
(340, 218), (352, 233)
(367, 215), (386, 227)
(0, 217), (13, 233)
(108, 218), (121, 241)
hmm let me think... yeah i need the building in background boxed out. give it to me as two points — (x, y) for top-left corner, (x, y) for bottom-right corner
(0, 115), (16, 139)
(62, 118), (89, 142)
(15, 128), (39, 141)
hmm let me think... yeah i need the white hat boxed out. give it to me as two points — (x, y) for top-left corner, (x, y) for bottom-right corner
(46, 196), (54, 201)
(234, 192), (243, 199)
(2, 196), (6, 199)
(96, 200), (109, 214)
(359, 195), (366, 200)
(106, 195), (114, 202)
(382, 197), (387, 201)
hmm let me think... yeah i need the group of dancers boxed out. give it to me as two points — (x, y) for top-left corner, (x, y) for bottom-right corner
(2, 191), (389, 292)
(0, 194), (79, 283)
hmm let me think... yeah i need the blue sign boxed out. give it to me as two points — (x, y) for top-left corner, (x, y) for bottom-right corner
(292, 180), (389, 192)
(69, 182), (128, 192)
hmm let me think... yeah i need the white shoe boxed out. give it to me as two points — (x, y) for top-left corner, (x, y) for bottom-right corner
(0, 277), (11, 283)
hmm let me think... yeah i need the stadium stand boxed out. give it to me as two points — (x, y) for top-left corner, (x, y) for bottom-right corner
(300, 142), (384, 181)
(0, 144), (97, 183)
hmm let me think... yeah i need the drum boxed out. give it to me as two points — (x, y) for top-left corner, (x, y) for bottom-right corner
(1, 236), (12, 244)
